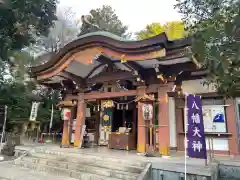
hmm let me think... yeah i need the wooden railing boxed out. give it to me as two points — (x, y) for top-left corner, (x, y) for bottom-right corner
(137, 163), (152, 180)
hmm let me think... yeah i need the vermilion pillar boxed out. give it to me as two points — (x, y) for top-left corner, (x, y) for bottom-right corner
(74, 93), (86, 147)
(61, 119), (69, 147)
(158, 84), (173, 156)
(137, 86), (147, 153)
(225, 99), (238, 155)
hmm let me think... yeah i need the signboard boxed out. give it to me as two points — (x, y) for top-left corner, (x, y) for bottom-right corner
(29, 102), (40, 121)
(185, 105), (226, 133)
(187, 95), (207, 159)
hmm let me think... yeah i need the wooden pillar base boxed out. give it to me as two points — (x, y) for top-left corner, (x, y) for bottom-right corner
(74, 93), (86, 148)
(137, 86), (147, 153)
(61, 119), (69, 147)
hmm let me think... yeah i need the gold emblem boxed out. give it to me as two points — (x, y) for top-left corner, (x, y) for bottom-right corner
(103, 115), (109, 121)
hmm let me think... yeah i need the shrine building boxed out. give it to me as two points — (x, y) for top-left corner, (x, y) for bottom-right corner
(29, 31), (239, 156)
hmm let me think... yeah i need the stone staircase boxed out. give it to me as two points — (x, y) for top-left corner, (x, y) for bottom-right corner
(13, 149), (148, 180)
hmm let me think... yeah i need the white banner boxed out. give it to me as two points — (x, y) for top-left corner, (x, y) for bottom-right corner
(29, 102), (40, 121)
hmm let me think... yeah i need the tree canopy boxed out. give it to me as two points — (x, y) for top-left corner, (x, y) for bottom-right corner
(79, 5), (129, 38)
(175, 0), (240, 96)
(0, 51), (61, 127)
(32, 7), (80, 54)
(135, 21), (185, 40)
(0, 0), (60, 131)
(0, 0), (57, 61)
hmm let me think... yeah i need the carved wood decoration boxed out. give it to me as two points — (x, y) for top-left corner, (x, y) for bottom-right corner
(135, 94), (155, 102)
(101, 100), (114, 108)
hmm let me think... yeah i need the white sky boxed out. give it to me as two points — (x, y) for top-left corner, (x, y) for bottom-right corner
(59, 0), (182, 33)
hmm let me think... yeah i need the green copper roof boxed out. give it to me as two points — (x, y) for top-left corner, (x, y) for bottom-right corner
(77, 31), (133, 42)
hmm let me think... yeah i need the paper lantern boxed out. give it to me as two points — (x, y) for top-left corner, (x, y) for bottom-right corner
(61, 108), (71, 120)
(142, 103), (153, 121)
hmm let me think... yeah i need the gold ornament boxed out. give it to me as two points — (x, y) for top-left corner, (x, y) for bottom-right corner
(101, 100), (114, 108)
(103, 115), (109, 121)
(120, 54), (127, 63)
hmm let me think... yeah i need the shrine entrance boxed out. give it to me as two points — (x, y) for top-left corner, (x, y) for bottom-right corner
(29, 31), (202, 156)
(99, 97), (137, 150)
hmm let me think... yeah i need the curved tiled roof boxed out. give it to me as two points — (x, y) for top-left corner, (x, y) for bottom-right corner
(30, 31), (191, 74)
(77, 31), (132, 42)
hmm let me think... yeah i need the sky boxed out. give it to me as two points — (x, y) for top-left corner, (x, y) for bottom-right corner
(59, 0), (182, 33)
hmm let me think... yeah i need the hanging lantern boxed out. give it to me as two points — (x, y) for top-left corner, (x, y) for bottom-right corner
(117, 104), (120, 110)
(126, 104), (128, 110)
(93, 106), (96, 111)
(142, 103), (153, 121)
(61, 108), (71, 120)
(97, 105), (100, 111)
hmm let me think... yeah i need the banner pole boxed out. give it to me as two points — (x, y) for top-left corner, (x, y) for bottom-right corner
(49, 104), (54, 134)
(208, 138), (211, 165)
(211, 137), (214, 160)
(184, 94), (187, 180)
(0, 106), (7, 153)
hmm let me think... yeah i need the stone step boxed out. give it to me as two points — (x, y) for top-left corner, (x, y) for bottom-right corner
(31, 149), (147, 167)
(19, 156), (139, 180)
(31, 151), (146, 168)
(29, 153), (143, 173)
(16, 160), (122, 180)
(0, 163), (77, 180)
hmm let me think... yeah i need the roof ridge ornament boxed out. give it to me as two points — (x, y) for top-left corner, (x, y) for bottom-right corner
(81, 15), (100, 29)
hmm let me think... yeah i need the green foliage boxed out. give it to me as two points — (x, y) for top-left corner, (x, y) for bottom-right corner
(0, 0), (61, 129)
(136, 23), (165, 40)
(135, 21), (185, 40)
(36, 88), (61, 123)
(79, 5), (129, 38)
(0, 0), (57, 61)
(10, 51), (34, 81)
(0, 81), (61, 123)
(0, 81), (32, 121)
(175, 0), (240, 96)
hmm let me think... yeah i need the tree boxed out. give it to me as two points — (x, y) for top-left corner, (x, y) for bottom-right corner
(0, 0), (57, 62)
(79, 5), (129, 38)
(135, 21), (185, 40)
(10, 51), (34, 82)
(0, 51), (61, 126)
(135, 23), (165, 40)
(33, 7), (80, 54)
(175, 0), (240, 96)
